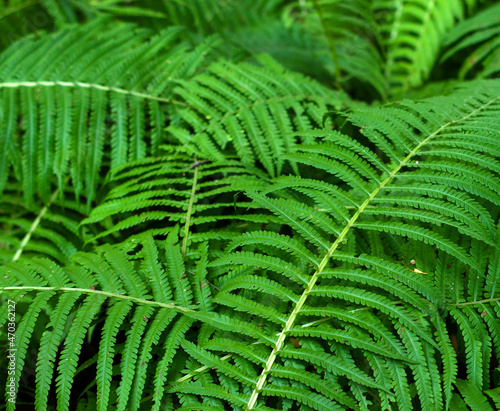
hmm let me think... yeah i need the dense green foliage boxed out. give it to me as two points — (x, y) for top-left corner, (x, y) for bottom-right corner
(1, 1), (500, 410)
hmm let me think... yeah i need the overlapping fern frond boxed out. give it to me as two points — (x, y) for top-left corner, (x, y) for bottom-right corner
(0, 229), (209, 411)
(2, 81), (499, 409)
(81, 153), (271, 245)
(0, 0), (287, 43)
(290, 0), (484, 98)
(167, 55), (349, 176)
(0, 19), (214, 207)
(376, 0), (479, 93)
(294, 0), (387, 99)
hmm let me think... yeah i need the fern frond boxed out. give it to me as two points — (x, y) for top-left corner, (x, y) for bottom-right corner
(290, 325), (409, 362)
(386, 359), (413, 410)
(167, 381), (252, 410)
(1, 230), (209, 410)
(378, 0), (478, 93)
(0, 19), (212, 207)
(5, 291), (55, 410)
(263, 384), (344, 411)
(152, 315), (194, 410)
(219, 274), (300, 304)
(34, 292), (81, 410)
(321, 267), (430, 312)
(168, 57), (349, 175)
(312, 286), (435, 346)
(96, 299), (133, 410)
(280, 348), (386, 391)
(81, 155), (269, 244)
(212, 251), (308, 285)
(355, 221), (479, 271)
(2, 58), (499, 410)
(298, 0), (387, 98)
(434, 312), (458, 409)
(399, 326), (439, 410)
(205, 82), (500, 409)
(450, 307), (486, 390)
(127, 309), (177, 410)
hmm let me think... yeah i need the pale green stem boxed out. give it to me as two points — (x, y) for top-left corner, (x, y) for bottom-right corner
(449, 298), (500, 307)
(1, 286), (195, 313)
(0, 80), (187, 105)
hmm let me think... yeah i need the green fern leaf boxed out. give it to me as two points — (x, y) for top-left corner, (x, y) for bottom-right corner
(442, 3), (500, 79)
(56, 294), (106, 410)
(5, 291), (54, 410)
(96, 299), (133, 411)
(152, 316), (194, 410)
(34, 293), (81, 409)
(455, 378), (495, 411)
(128, 309), (177, 410)
(115, 305), (155, 410)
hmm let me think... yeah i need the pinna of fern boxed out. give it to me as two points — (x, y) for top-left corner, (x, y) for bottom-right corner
(1, 80), (500, 410)
(376, 0), (480, 94)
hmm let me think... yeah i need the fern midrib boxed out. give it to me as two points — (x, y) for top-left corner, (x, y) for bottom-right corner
(2, 286), (195, 313)
(0, 81), (186, 105)
(245, 95), (500, 409)
(311, 0), (342, 91)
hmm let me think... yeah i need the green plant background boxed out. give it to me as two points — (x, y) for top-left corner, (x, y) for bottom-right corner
(0, 1), (499, 410)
